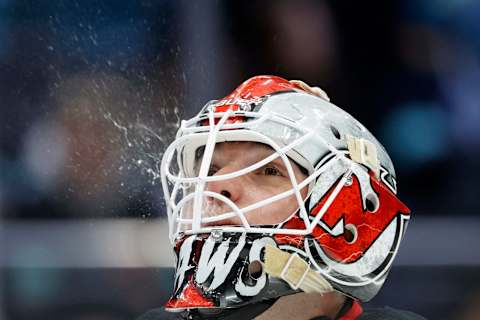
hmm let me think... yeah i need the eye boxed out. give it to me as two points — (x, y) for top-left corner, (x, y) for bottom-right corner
(262, 165), (282, 176)
(207, 165), (219, 176)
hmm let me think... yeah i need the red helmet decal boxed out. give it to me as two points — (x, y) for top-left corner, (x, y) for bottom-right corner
(201, 75), (306, 126)
(276, 172), (410, 265)
(165, 278), (215, 310)
(219, 75), (303, 106)
(311, 173), (410, 264)
(275, 216), (307, 248)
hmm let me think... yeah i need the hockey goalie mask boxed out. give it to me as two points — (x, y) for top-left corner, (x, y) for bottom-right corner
(160, 76), (410, 315)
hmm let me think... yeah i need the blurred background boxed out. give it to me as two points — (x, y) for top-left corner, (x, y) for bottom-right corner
(1, 0), (479, 319)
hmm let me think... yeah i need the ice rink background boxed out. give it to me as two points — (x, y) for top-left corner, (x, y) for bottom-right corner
(1, 0), (480, 319)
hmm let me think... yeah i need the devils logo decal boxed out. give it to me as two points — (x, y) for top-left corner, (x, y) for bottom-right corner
(275, 162), (410, 298)
(311, 173), (410, 265)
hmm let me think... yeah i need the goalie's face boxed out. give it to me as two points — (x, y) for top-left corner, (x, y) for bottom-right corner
(195, 141), (308, 226)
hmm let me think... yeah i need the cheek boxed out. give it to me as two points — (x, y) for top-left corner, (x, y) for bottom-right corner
(241, 183), (273, 204)
(238, 178), (307, 225)
(247, 193), (302, 225)
(271, 194), (302, 221)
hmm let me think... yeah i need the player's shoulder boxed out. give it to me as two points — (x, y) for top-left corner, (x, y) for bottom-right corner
(358, 306), (427, 320)
(136, 308), (183, 320)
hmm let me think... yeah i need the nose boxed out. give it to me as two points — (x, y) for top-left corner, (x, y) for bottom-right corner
(205, 166), (244, 204)
(203, 167), (245, 227)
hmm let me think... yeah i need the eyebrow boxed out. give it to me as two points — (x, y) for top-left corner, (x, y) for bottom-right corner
(270, 156), (287, 170)
(266, 150), (308, 176)
(197, 143), (306, 175)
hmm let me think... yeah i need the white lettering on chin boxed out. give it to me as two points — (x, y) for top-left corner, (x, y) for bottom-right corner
(173, 235), (195, 294)
(235, 237), (277, 296)
(196, 233), (246, 291)
(174, 233), (277, 297)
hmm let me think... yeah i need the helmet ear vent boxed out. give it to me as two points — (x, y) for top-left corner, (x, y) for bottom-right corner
(365, 193), (379, 212)
(344, 224), (358, 243)
(330, 125), (341, 139)
(248, 260), (264, 280)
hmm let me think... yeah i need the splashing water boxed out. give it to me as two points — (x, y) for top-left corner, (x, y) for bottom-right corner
(104, 111), (133, 147)
(103, 102), (181, 186)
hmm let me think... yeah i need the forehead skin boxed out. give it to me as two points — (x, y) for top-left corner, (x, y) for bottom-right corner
(201, 141), (306, 175)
